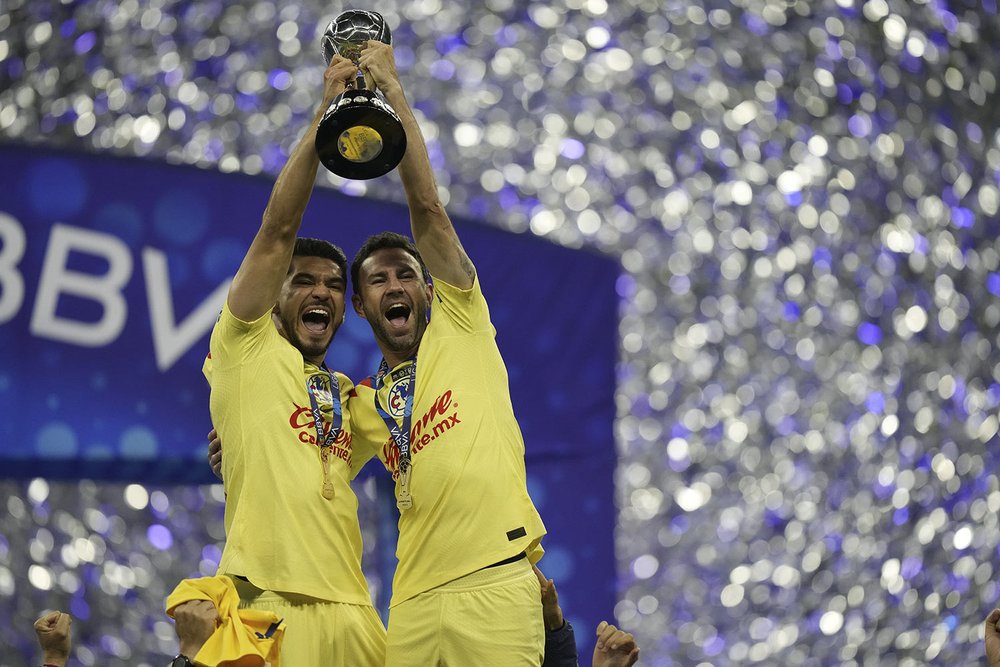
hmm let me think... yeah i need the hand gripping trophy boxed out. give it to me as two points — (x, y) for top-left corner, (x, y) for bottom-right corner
(315, 10), (407, 179)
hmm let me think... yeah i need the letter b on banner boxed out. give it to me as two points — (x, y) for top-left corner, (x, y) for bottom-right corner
(0, 212), (27, 324)
(30, 223), (132, 347)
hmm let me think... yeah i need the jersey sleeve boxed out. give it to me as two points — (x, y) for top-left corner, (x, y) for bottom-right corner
(429, 273), (496, 336)
(347, 380), (392, 479)
(208, 301), (278, 369)
(345, 382), (382, 480)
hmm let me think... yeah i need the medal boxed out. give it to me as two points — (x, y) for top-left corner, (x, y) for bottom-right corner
(307, 367), (343, 503)
(397, 464), (413, 511)
(397, 490), (412, 511)
(374, 357), (418, 512)
(320, 441), (336, 501)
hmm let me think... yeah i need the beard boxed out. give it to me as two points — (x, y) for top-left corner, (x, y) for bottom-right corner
(370, 317), (420, 354)
(277, 311), (333, 361)
(367, 309), (427, 359)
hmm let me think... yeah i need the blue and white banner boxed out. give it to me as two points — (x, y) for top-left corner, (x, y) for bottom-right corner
(0, 143), (619, 635)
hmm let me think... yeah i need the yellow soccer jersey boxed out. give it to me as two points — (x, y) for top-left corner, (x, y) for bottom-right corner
(204, 303), (379, 605)
(352, 275), (546, 606)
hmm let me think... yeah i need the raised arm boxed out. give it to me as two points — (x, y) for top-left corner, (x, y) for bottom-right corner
(227, 56), (358, 321)
(359, 41), (475, 289)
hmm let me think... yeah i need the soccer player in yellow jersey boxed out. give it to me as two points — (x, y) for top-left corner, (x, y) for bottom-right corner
(198, 54), (385, 665)
(347, 41), (548, 666)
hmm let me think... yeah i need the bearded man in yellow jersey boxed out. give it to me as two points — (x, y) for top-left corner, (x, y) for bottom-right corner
(199, 54), (385, 666)
(347, 41), (547, 666)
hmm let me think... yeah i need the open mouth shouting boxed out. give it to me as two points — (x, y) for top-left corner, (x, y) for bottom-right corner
(302, 307), (333, 336)
(384, 302), (412, 332)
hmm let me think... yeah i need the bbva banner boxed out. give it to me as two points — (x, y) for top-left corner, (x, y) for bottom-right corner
(0, 144), (618, 483)
(0, 144), (620, 650)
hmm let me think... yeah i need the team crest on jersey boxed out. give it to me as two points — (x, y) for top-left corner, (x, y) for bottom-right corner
(387, 377), (411, 418)
(307, 373), (333, 406)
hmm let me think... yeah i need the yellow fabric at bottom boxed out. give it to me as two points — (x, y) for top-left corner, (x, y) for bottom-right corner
(165, 575), (284, 667)
(233, 576), (386, 667)
(385, 558), (544, 667)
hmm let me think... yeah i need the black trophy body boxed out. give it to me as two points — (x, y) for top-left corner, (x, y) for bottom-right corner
(315, 10), (407, 180)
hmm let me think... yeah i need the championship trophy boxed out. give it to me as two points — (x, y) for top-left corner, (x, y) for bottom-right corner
(315, 10), (407, 180)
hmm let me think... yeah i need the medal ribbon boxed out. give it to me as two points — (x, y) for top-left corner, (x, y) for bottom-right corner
(306, 367), (342, 500)
(373, 357), (417, 510)
(306, 368), (343, 449)
(373, 357), (416, 472)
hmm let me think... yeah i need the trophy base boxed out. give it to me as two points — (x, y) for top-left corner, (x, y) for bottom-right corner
(316, 91), (407, 180)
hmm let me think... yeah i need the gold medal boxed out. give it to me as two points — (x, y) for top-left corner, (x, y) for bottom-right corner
(321, 446), (335, 500)
(397, 490), (412, 511)
(397, 464), (412, 511)
(307, 366), (343, 503)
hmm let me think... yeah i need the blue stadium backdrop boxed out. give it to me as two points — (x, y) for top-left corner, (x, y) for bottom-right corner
(0, 143), (618, 658)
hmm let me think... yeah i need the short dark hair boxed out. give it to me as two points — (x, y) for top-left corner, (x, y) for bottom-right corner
(293, 237), (348, 287)
(350, 231), (430, 294)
